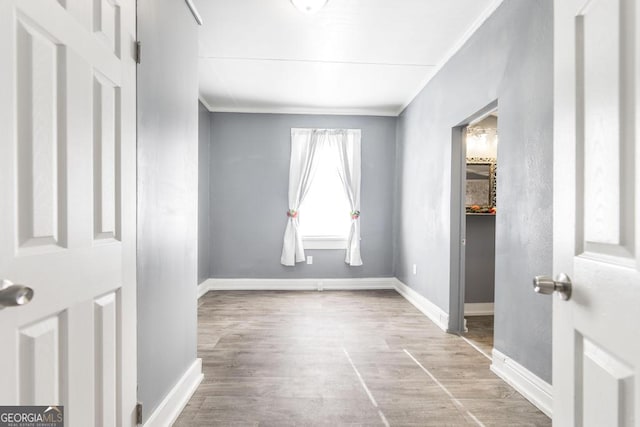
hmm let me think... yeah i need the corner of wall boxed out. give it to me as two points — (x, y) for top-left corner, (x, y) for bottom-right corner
(393, 278), (449, 331)
(391, 117), (402, 277)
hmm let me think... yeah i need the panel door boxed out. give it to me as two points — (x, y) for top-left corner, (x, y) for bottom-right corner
(0, 0), (137, 425)
(554, 0), (640, 425)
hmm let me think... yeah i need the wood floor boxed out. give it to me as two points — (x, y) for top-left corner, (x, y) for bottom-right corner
(175, 290), (551, 426)
(463, 315), (495, 358)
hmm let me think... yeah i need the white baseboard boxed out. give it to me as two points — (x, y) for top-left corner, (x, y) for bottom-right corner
(490, 349), (552, 418)
(464, 302), (494, 316)
(199, 277), (396, 293)
(143, 358), (203, 427)
(392, 279), (449, 332)
(197, 280), (211, 298)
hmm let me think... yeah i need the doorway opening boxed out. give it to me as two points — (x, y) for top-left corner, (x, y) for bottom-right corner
(448, 102), (498, 361)
(462, 112), (498, 358)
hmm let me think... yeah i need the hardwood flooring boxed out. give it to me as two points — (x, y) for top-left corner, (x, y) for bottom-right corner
(463, 315), (494, 358)
(175, 290), (550, 426)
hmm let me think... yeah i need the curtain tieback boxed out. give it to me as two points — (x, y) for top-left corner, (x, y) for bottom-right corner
(351, 210), (360, 220)
(287, 209), (298, 218)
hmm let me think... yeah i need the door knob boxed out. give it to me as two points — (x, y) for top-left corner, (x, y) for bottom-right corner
(533, 273), (572, 300)
(0, 279), (34, 308)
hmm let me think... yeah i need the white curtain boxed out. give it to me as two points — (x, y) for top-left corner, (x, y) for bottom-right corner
(331, 129), (362, 266)
(280, 129), (321, 266)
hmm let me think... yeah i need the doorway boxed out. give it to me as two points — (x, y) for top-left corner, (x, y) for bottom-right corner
(462, 112), (498, 358)
(448, 103), (498, 359)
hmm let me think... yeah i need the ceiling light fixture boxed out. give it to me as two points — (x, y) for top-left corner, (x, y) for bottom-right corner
(290, 0), (328, 14)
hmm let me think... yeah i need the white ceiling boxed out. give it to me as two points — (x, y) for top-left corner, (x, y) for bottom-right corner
(194, 0), (502, 116)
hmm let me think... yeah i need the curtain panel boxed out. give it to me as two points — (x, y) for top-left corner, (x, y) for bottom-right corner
(280, 129), (321, 266)
(333, 129), (362, 266)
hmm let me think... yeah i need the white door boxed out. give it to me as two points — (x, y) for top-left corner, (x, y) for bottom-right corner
(553, 0), (640, 425)
(0, 1), (137, 426)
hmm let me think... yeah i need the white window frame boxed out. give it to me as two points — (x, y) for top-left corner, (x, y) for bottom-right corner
(302, 235), (348, 250)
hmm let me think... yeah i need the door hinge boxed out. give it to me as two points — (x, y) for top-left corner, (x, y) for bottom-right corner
(135, 41), (141, 64)
(136, 402), (143, 425)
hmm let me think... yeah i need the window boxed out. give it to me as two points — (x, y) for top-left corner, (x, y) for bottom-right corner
(298, 142), (352, 249)
(280, 128), (362, 266)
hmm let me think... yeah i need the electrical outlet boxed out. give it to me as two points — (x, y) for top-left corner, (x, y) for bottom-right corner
(307, 256), (313, 265)
(412, 264), (417, 275)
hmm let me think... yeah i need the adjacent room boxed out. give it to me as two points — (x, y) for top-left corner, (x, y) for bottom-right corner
(171, 0), (553, 425)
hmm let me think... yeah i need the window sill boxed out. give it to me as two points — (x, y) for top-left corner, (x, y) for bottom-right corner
(302, 236), (348, 250)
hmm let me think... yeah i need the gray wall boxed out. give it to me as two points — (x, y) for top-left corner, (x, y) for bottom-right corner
(198, 102), (211, 284)
(465, 216), (495, 303)
(394, 0), (553, 382)
(209, 113), (396, 278)
(137, 0), (199, 420)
